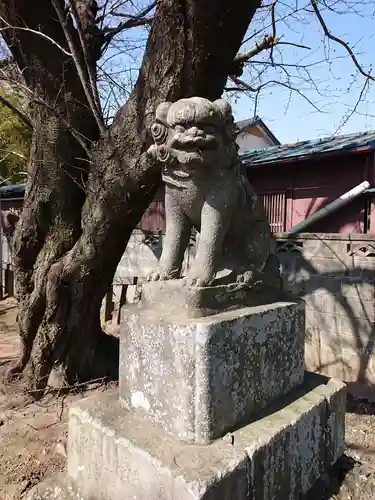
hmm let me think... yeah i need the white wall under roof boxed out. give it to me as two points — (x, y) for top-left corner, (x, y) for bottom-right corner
(236, 133), (274, 153)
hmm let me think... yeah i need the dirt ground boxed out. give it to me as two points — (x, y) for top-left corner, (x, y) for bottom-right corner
(0, 299), (375, 499)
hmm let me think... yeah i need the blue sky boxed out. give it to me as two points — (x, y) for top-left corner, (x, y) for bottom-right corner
(230, 1), (375, 144)
(101, 0), (375, 145)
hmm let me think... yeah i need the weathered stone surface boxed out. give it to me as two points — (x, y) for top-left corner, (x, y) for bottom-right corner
(140, 279), (285, 318)
(313, 376), (346, 465)
(25, 474), (74, 500)
(146, 97), (281, 305)
(120, 301), (305, 444)
(235, 374), (346, 500)
(63, 374), (345, 500)
(68, 389), (250, 500)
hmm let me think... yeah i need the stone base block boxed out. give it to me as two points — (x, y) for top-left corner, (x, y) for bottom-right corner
(139, 279), (284, 318)
(120, 301), (305, 444)
(27, 373), (345, 500)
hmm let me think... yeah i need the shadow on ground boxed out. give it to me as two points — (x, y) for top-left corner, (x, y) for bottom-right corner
(346, 392), (375, 416)
(303, 455), (357, 499)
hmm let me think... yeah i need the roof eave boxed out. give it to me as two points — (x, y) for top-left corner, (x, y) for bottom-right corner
(246, 144), (373, 168)
(256, 122), (281, 146)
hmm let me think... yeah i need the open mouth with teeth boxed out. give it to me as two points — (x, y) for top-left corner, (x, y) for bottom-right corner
(170, 133), (218, 151)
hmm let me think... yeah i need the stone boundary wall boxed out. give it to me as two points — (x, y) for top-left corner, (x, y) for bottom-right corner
(275, 232), (375, 396)
(110, 231), (375, 395)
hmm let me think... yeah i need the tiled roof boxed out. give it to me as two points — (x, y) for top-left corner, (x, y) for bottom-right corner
(240, 130), (375, 166)
(235, 117), (258, 130)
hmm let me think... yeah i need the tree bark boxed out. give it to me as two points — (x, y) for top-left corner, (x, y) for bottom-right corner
(1, 0), (261, 394)
(0, 0), (99, 381)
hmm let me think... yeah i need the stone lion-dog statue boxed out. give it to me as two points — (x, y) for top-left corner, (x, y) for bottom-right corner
(146, 96), (281, 296)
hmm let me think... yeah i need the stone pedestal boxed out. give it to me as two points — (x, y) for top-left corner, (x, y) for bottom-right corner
(139, 279), (284, 317)
(27, 374), (346, 500)
(26, 299), (346, 500)
(120, 301), (305, 444)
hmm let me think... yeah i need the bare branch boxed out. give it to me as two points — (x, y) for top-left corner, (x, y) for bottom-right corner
(270, 0), (277, 64)
(51, 0), (106, 134)
(101, 1), (155, 43)
(32, 100), (92, 158)
(0, 70), (93, 157)
(0, 15), (72, 56)
(230, 34), (277, 77)
(311, 0), (375, 82)
(66, 0), (102, 113)
(333, 76), (370, 135)
(234, 35), (277, 64)
(276, 40), (311, 50)
(231, 30), (310, 78)
(228, 75), (324, 113)
(0, 93), (32, 129)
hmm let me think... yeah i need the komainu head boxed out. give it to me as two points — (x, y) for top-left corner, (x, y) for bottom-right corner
(149, 97), (239, 170)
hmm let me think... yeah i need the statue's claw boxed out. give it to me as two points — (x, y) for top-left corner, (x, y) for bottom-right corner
(185, 274), (213, 288)
(146, 267), (180, 282)
(146, 270), (161, 282)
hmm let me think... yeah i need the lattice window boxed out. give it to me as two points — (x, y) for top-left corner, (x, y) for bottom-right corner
(259, 191), (287, 233)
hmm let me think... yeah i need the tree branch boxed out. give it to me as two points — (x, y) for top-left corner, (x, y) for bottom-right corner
(0, 15), (72, 56)
(228, 75), (324, 113)
(72, 0), (103, 62)
(270, 0), (277, 64)
(66, 0), (102, 113)
(0, 70), (92, 157)
(101, 1), (155, 43)
(51, 0), (106, 135)
(333, 76), (370, 135)
(230, 35), (276, 77)
(230, 33), (310, 77)
(311, 0), (375, 82)
(0, 93), (32, 129)
(234, 34), (276, 64)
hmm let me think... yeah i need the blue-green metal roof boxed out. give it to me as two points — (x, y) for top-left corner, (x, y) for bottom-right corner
(0, 183), (25, 199)
(240, 130), (375, 166)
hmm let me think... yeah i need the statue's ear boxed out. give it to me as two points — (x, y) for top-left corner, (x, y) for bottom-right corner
(155, 102), (172, 123)
(213, 99), (233, 122)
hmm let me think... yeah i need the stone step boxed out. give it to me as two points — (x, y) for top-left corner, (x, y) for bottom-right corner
(120, 300), (305, 444)
(63, 373), (345, 500)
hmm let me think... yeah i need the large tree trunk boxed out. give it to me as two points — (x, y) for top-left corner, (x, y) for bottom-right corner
(0, 0), (99, 383)
(1, 0), (260, 394)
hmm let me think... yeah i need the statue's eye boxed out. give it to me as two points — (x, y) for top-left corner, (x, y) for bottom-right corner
(175, 125), (185, 133)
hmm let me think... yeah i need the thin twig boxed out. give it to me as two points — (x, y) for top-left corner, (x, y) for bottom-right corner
(0, 16), (72, 56)
(66, 0), (102, 115)
(333, 77), (370, 135)
(0, 70), (92, 156)
(51, 0), (106, 135)
(228, 76), (324, 113)
(32, 99), (92, 157)
(102, 1), (155, 40)
(311, 0), (375, 82)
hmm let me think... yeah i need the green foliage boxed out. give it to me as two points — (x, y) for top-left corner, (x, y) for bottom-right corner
(0, 88), (31, 185)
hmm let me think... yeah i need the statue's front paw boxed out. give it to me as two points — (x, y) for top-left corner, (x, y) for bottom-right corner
(146, 269), (162, 282)
(185, 272), (214, 288)
(146, 267), (180, 282)
(185, 277), (207, 287)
